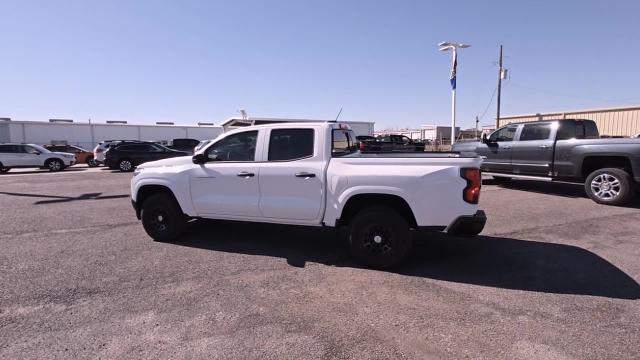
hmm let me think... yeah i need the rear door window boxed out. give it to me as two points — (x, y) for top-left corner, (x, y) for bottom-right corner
(268, 129), (314, 161)
(0, 145), (15, 153)
(519, 123), (551, 141)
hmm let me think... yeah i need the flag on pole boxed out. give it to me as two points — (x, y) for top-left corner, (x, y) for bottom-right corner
(450, 51), (457, 90)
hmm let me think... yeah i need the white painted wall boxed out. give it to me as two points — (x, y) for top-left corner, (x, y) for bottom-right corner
(2, 121), (224, 150)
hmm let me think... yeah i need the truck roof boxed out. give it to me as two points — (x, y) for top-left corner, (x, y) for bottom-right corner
(504, 118), (595, 126)
(223, 121), (352, 132)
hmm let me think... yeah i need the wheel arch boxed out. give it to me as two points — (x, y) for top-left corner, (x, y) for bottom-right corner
(336, 193), (418, 229)
(134, 184), (184, 219)
(580, 155), (633, 179)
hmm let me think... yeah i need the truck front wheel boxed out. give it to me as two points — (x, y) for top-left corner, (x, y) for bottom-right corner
(141, 193), (187, 242)
(348, 206), (413, 269)
(585, 168), (634, 206)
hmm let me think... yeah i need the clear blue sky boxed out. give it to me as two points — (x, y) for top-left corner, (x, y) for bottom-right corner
(1, 0), (639, 130)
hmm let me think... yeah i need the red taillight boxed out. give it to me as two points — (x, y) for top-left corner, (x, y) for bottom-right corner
(461, 168), (481, 204)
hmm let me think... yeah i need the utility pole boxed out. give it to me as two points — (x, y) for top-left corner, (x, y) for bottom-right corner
(496, 45), (503, 129)
(475, 115), (479, 139)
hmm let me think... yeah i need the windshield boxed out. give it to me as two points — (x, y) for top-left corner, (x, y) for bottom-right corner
(30, 144), (51, 153)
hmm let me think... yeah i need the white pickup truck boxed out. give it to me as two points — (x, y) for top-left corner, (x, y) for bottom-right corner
(131, 122), (486, 268)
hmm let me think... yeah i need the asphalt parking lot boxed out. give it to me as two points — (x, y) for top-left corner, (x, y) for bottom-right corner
(1, 167), (639, 359)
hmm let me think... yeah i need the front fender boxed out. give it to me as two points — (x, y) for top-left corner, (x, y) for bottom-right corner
(131, 176), (197, 217)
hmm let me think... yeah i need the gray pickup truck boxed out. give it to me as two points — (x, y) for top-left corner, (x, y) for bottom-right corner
(452, 119), (640, 205)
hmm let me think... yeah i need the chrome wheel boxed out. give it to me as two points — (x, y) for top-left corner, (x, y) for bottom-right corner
(590, 173), (621, 200)
(119, 160), (133, 172)
(48, 160), (62, 171)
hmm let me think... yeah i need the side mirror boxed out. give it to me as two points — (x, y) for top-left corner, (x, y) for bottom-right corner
(192, 153), (207, 164)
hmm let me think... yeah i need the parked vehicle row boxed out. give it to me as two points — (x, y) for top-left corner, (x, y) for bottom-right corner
(359, 134), (427, 152)
(131, 122), (486, 269)
(452, 118), (640, 205)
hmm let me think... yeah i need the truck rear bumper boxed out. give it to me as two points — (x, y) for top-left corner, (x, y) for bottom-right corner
(446, 210), (486, 237)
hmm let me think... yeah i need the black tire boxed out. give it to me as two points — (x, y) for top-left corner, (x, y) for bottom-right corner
(46, 159), (64, 172)
(118, 158), (134, 172)
(585, 168), (634, 206)
(86, 156), (98, 167)
(141, 193), (187, 242)
(492, 176), (512, 183)
(348, 206), (413, 269)
(0, 164), (10, 174)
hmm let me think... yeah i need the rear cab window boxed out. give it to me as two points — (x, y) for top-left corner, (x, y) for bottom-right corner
(332, 128), (357, 156)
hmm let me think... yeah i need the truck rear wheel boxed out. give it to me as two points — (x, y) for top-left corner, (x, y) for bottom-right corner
(141, 193), (187, 242)
(585, 168), (634, 206)
(348, 206), (413, 269)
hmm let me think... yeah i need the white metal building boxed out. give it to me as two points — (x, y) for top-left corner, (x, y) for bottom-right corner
(375, 125), (460, 142)
(0, 120), (224, 150)
(0, 116), (375, 150)
(219, 117), (375, 137)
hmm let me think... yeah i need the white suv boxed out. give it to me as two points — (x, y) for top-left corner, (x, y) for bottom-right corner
(0, 144), (76, 173)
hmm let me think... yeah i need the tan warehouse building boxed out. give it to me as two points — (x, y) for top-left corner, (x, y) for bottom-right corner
(497, 105), (640, 137)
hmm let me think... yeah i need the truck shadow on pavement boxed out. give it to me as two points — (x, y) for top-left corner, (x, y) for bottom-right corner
(174, 220), (640, 300)
(0, 191), (129, 204)
(0, 168), (88, 176)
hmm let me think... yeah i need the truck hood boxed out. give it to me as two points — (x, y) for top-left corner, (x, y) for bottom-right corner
(138, 156), (192, 169)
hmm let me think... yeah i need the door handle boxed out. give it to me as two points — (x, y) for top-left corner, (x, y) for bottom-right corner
(236, 171), (255, 178)
(539, 145), (550, 149)
(295, 172), (316, 178)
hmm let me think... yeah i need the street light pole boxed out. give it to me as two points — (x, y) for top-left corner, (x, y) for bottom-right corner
(451, 55), (456, 145)
(439, 42), (470, 146)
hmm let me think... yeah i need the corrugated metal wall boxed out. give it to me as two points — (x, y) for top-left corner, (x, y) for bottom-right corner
(498, 106), (640, 137)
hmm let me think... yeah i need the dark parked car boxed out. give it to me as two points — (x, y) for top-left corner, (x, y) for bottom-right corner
(452, 118), (640, 205)
(44, 144), (97, 167)
(104, 142), (190, 172)
(360, 134), (426, 152)
(168, 138), (200, 154)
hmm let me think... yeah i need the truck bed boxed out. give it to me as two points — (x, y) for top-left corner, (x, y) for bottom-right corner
(342, 151), (475, 159)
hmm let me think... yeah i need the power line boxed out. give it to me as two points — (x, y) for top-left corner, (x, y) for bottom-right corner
(478, 86), (498, 121)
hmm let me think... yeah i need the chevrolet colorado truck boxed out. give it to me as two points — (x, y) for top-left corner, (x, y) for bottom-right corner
(131, 122), (485, 268)
(452, 119), (640, 206)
